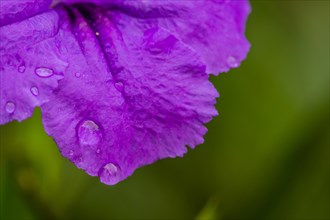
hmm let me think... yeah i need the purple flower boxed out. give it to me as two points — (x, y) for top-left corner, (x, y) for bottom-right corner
(0, 0), (250, 185)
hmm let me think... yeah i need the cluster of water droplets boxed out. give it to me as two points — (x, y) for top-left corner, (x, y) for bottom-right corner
(74, 118), (121, 184)
(7, 66), (58, 115)
(12, 62), (122, 185)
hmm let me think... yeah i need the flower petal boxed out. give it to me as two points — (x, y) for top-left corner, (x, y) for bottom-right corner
(58, 0), (250, 74)
(0, 0), (52, 26)
(40, 5), (218, 185)
(0, 10), (65, 124)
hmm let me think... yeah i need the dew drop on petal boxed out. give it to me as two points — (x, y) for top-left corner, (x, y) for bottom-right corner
(114, 82), (124, 91)
(75, 72), (82, 78)
(77, 119), (102, 146)
(226, 56), (239, 68)
(18, 65), (26, 73)
(35, 67), (54, 77)
(5, 102), (15, 114)
(96, 148), (101, 154)
(30, 86), (39, 96)
(99, 163), (121, 185)
(69, 150), (74, 157)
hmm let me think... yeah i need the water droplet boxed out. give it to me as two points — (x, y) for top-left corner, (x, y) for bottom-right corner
(5, 102), (15, 114)
(18, 65), (26, 73)
(77, 119), (102, 146)
(96, 148), (101, 154)
(69, 150), (74, 157)
(35, 67), (54, 78)
(30, 86), (39, 96)
(114, 82), (124, 91)
(95, 32), (100, 36)
(75, 72), (82, 78)
(99, 163), (121, 185)
(226, 56), (239, 68)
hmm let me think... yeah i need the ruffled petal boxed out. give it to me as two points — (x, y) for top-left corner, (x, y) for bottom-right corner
(41, 5), (218, 185)
(1, 0), (249, 185)
(0, 0), (52, 26)
(58, 0), (250, 74)
(0, 10), (65, 124)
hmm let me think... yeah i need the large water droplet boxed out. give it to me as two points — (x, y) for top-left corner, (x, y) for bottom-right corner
(99, 163), (121, 185)
(5, 102), (15, 114)
(226, 56), (239, 68)
(18, 65), (26, 73)
(77, 119), (102, 146)
(30, 86), (39, 96)
(114, 82), (124, 91)
(35, 67), (54, 78)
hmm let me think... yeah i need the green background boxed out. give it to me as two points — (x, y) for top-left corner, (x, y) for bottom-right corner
(1, 1), (329, 220)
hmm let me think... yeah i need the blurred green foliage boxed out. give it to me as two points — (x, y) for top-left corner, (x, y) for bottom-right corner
(1, 1), (329, 220)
